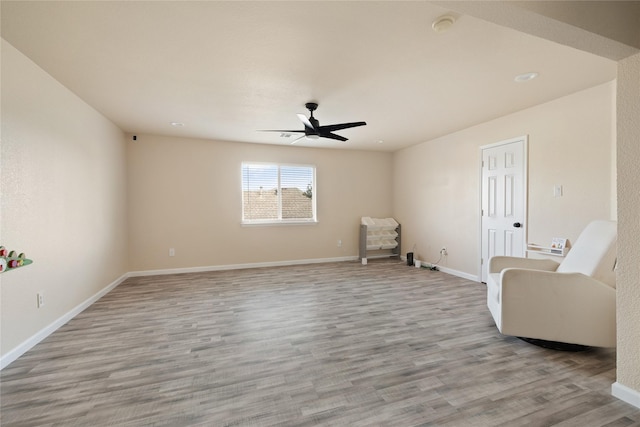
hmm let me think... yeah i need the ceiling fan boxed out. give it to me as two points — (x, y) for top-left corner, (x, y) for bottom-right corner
(264, 102), (366, 144)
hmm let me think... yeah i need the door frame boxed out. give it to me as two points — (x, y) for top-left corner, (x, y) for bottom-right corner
(478, 135), (529, 282)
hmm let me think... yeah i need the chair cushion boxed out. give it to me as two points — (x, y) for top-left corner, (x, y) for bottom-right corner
(556, 220), (617, 287)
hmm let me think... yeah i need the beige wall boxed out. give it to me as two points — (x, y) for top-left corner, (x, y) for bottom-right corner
(616, 52), (640, 394)
(127, 134), (393, 271)
(393, 81), (615, 276)
(0, 40), (129, 357)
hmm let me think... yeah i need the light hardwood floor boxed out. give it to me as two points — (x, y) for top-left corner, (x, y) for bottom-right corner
(1, 260), (639, 426)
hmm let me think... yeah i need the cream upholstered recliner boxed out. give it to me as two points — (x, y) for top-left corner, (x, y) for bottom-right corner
(487, 220), (617, 348)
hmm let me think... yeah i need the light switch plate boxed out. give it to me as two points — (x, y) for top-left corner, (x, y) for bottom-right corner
(553, 185), (563, 198)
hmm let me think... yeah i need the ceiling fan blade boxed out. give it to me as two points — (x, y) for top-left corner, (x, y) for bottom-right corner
(290, 135), (306, 145)
(319, 131), (348, 142)
(319, 121), (366, 132)
(260, 129), (305, 133)
(297, 114), (315, 130)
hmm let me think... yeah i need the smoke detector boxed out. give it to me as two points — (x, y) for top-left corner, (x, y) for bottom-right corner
(432, 15), (456, 33)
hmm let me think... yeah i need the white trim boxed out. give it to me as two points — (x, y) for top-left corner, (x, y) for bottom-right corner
(0, 272), (130, 370)
(402, 256), (480, 282)
(241, 220), (318, 227)
(612, 382), (640, 409)
(437, 266), (481, 282)
(128, 256), (359, 277)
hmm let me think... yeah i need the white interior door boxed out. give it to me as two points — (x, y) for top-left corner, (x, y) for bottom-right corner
(480, 137), (527, 282)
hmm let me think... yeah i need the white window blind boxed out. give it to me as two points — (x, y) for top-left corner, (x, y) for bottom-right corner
(242, 163), (316, 224)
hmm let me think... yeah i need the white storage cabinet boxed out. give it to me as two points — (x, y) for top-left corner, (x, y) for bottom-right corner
(359, 217), (401, 261)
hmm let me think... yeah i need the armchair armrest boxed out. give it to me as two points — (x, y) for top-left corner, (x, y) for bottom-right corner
(488, 256), (559, 274)
(500, 268), (616, 347)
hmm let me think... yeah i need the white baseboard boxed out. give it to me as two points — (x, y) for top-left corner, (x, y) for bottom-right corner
(401, 256), (480, 283)
(128, 256), (359, 277)
(0, 272), (130, 370)
(437, 266), (481, 282)
(612, 382), (640, 409)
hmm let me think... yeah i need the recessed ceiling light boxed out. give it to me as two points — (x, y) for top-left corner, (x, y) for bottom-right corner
(514, 72), (539, 83)
(170, 122), (184, 127)
(377, 140), (384, 144)
(432, 15), (456, 33)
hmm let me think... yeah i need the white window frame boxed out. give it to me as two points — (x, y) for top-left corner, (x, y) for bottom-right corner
(241, 162), (317, 225)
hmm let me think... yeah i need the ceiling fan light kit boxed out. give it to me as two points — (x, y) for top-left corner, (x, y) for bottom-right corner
(514, 72), (539, 82)
(263, 102), (366, 144)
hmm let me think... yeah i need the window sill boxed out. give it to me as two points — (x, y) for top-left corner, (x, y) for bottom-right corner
(241, 220), (318, 227)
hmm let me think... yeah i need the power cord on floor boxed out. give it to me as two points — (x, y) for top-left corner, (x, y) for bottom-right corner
(422, 247), (449, 271)
(421, 254), (442, 271)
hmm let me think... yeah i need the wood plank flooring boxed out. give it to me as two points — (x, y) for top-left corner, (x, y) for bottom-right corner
(2, 260), (639, 426)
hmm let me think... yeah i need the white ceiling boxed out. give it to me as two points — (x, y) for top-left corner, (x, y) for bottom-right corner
(1, 1), (617, 152)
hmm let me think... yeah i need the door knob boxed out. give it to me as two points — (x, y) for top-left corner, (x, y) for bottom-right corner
(513, 222), (522, 228)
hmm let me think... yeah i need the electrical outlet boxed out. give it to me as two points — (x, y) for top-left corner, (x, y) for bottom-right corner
(37, 292), (44, 308)
(169, 248), (175, 257)
(441, 247), (448, 256)
(337, 240), (342, 247)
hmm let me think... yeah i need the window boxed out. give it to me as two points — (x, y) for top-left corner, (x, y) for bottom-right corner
(241, 163), (316, 224)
